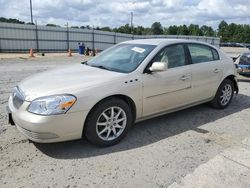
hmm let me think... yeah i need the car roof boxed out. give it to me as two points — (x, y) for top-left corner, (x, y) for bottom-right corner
(122, 38), (214, 47)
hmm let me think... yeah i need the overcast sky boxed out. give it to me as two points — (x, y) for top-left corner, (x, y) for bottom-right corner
(0, 0), (249, 28)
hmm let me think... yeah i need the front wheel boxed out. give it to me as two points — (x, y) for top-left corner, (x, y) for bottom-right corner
(210, 79), (234, 109)
(84, 98), (133, 146)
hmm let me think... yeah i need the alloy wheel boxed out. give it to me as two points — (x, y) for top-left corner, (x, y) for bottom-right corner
(96, 106), (127, 141)
(220, 84), (232, 106)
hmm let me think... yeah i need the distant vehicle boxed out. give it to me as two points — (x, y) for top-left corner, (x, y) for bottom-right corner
(245, 44), (250, 50)
(7, 39), (238, 146)
(235, 43), (245, 47)
(220, 42), (249, 48)
(220, 42), (231, 47)
(235, 52), (250, 75)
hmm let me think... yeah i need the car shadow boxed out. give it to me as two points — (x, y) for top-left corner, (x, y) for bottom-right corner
(35, 93), (250, 159)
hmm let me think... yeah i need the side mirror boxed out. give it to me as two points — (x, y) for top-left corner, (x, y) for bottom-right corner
(149, 62), (167, 72)
(232, 55), (240, 63)
(232, 57), (237, 62)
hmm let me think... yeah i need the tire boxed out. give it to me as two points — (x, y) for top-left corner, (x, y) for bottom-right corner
(210, 79), (234, 109)
(84, 97), (133, 147)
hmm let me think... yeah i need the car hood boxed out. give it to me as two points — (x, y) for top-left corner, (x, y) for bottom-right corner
(19, 64), (126, 101)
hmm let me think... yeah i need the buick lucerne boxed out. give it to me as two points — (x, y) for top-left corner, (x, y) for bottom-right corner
(7, 39), (238, 146)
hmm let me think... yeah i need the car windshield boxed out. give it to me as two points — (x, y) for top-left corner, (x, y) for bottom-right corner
(87, 43), (156, 73)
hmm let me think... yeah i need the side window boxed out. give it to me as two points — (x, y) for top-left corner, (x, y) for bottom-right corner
(212, 48), (220, 60)
(152, 44), (186, 69)
(188, 44), (214, 64)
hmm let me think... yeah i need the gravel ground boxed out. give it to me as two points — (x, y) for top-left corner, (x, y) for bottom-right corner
(0, 55), (250, 188)
(220, 47), (250, 57)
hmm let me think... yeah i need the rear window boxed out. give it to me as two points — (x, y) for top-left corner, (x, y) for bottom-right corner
(188, 44), (219, 64)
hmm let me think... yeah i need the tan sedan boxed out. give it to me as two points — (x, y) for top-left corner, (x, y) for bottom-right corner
(7, 39), (238, 146)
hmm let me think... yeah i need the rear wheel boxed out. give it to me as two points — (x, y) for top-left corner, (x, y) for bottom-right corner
(210, 79), (234, 109)
(84, 98), (132, 146)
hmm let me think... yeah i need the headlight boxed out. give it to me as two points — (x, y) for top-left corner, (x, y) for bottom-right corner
(28, 95), (76, 115)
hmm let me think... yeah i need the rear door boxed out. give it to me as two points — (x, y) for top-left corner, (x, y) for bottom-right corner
(186, 43), (223, 102)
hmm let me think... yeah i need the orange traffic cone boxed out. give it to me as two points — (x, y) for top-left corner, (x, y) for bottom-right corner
(68, 49), (72, 57)
(29, 48), (34, 57)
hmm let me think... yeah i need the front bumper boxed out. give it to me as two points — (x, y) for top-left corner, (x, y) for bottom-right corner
(236, 64), (250, 74)
(8, 96), (89, 143)
(6, 106), (15, 125)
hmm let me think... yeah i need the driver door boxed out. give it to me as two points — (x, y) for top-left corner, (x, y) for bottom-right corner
(142, 44), (192, 117)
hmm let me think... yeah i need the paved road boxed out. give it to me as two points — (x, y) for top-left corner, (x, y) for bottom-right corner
(169, 137), (250, 188)
(0, 56), (250, 188)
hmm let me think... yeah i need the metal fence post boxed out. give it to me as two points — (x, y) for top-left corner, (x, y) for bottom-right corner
(66, 22), (69, 51)
(114, 32), (116, 44)
(35, 21), (39, 52)
(92, 28), (95, 50)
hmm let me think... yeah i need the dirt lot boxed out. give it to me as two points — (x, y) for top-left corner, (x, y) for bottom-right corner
(0, 54), (250, 188)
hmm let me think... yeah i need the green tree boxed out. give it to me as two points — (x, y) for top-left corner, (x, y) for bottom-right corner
(114, 24), (131, 34)
(71, 26), (79, 29)
(167, 25), (178, 35)
(26, 22), (35, 25)
(144, 27), (152, 35)
(134, 26), (144, 35)
(151, 22), (163, 35)
(178, 24), (189, 35)
(100, 27), (112, 32)
(0, 17), (25, 24)
(46, 24), (59, 27)
(232, 25), (244, 42)
(227, 23), (237, 42)
(200, 25), (215, 36)
(243, 25), (250, 43)
(188, 24), (202, 36)
(218, 20), (229, 42)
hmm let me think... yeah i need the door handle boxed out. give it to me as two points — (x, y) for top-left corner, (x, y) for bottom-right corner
(180, 75), (190, 81)
(214, 69), (220, 73)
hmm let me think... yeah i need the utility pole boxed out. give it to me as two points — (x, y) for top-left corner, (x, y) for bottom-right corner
(92, 25), (95, 51)
(35, 20), (39, 52)
(130, 12), (133, 35)
(29, 0), (34, 24)
(66, 22), (69, 50)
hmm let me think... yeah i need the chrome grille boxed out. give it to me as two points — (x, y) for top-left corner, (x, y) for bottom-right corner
(12, 87), (25, 109)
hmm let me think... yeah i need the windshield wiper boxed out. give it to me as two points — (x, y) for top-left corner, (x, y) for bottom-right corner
(82, 62), (106, 70)
(81, 61), (88, 65)
(91, 65), (111, 71)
